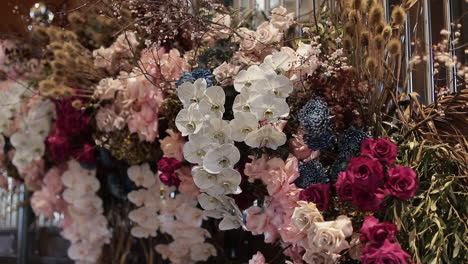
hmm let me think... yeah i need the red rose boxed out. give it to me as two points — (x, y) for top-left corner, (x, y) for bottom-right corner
(361, 240), (411, 264)
(360, 216), (398, 246)
(159, 172), (181, 187)
(299, 183), (331, 211)
(335, 171), (353, 201)
(352, 187), (385, 212)
(347, 156), (384, 191)
(157, 157), (182, 173)
(361, 138), (398, 166)
(385, 166), (418, 200)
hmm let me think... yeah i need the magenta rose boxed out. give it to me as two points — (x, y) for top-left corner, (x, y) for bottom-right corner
(360, 216), (398, 246)
(385, 166), (418, 200)
(347, 156), (384, 191)
(74, 143), (95, 165)
(335, 171), (353, 201)
(361, 240), (411, 264)
(361, 138), (398, 166)
(157, 157), (182, 173)
(159, 172), (181, 187)
(352, 187), (385, 212)
(299, 183), (331, 211)
(46, 129), (73, 162)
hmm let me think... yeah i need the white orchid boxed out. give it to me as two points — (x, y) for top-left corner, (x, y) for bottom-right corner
(233, 65), (272, 93)
(250, 94), (290, 121)
(177, 78), (208, 108)
(232, 89), (260, 114)
(203, 118), (232, 144)
(245, 124), (287, 150)
(252, 75), (293, 98)
(229, 112), (258, 141)
(202, 143), (240, 173)
(127, 163), (156, 188)
(199, 86), (225, 118)
(192, 166), (218, 190)
(193, 167), (241, 195)
(175, 105), (205, 136)
(183, 134), (218, 165)
(260, 52), (293, 75)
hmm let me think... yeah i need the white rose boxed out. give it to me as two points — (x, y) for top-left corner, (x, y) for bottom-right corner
(307, 218), (351, 254)
(292, 201), (324, 232)
(255, 22), (282, 46)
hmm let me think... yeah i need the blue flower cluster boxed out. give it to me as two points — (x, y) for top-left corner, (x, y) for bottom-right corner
(295, 159), (328, 189)
(329, 127), (369, 182)
(299, 98), (336, 150)
(176, 68), (214, 87)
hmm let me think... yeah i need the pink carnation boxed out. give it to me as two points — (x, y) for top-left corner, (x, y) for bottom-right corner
(249, 252), (266, 264)
(44, 167), (64, 195)
(31, 189), (64, 219)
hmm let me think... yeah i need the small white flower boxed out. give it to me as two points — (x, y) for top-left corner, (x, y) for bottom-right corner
(183, 134), (218, 165)
(245, 124), (287, 150)
(127, 163), (156, 188)
(229, 112), (258, 142)
(177, 78), (207, 107)
(131, 226), (156, 238)
(250, 95), (290, 121)
(203, 118), (232, 144)
(233, 65), (272, 93)
(202, 144), (240, 173)
(199, 86), (225, 118)
(260, 52), (293, 74)
(175, 105), (205, 136)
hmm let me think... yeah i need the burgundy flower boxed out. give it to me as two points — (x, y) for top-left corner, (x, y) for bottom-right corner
(46, 129), (72, 162)
(385, 166), (418, 200)
(335, 171), (353, 201)
(299, 183), (331, 211)
(157, 157), (182, 173)
(74, 143), (95, 165)
(352, 187), (385, 212)
(361, 240), (411, 264)
(347, 156), (384, 191)
(360, 216), (398, 246)
(54, 99), (91, 137)
(361, 138), (398, 166)
(159, 172), (181, 187)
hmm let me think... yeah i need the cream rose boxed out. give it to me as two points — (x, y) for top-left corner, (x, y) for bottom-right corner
(292, 201), (324, 232)
(307, 216), (352, 254)
(237, 27), (257, 51)
(213, 62), (241, 86)
(270, 6), (294, 31)
(302, 250), (339, 264)
(255, 22), (282, 46)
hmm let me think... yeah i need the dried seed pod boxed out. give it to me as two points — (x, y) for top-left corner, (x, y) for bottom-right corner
(388, 39), (402, 55)
(343, 36), (353, 50)
(361, 31), (370, 46)
(391, 6), (406, 26)
(373, 35), (385, 51)
(382, 25), (393, 40)
(344, 23), (355, 37)
(349, 10), (361, 24)
(352, 0), (362, 10)
(366, 57), (377, 73)
(369, 5), (384, 27)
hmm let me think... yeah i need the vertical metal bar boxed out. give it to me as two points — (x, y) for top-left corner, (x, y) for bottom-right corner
(17, 185), (30, 264)
(404, 9), (413, 93)
(422, 0), (434, 103)
(383, 0), (390, 21)
(443, 0), (457, 92)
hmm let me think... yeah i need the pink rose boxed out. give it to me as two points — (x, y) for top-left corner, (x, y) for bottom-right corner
(335, 172), (353, 201)
(385, 166), (418, 200)
(289, 131), (317, 161)
(246, 206), (267, 235)
(248, 251), (266, 264)
(361, 138), (398, 166)
(361, 240), (411, 264)
(347, 157), (384, 191)
(159, 129), (185, 161)
(279, 222), (306, 244)
(352, 187), (385, 212)
(360, 216), (398, 246)
(299, 183), (331, 211)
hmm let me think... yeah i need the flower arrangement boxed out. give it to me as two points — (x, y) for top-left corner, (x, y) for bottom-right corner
(0, 0), (466, 264)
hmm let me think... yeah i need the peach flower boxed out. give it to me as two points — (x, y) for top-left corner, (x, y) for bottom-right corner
(159, 129), (185, 161)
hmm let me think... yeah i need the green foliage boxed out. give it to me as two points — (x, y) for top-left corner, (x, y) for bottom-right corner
(381, 141), (468, 264)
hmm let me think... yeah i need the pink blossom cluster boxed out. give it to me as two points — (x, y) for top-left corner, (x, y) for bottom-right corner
(93, 31), (139, 74)
(335, 138), (419, 212)
(60, 160), (111, 263)
(30, 166), (66, 219)
(95, 46), (188, 142)
(126, 163), (216, 263)
(244, 155), (304, 250)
